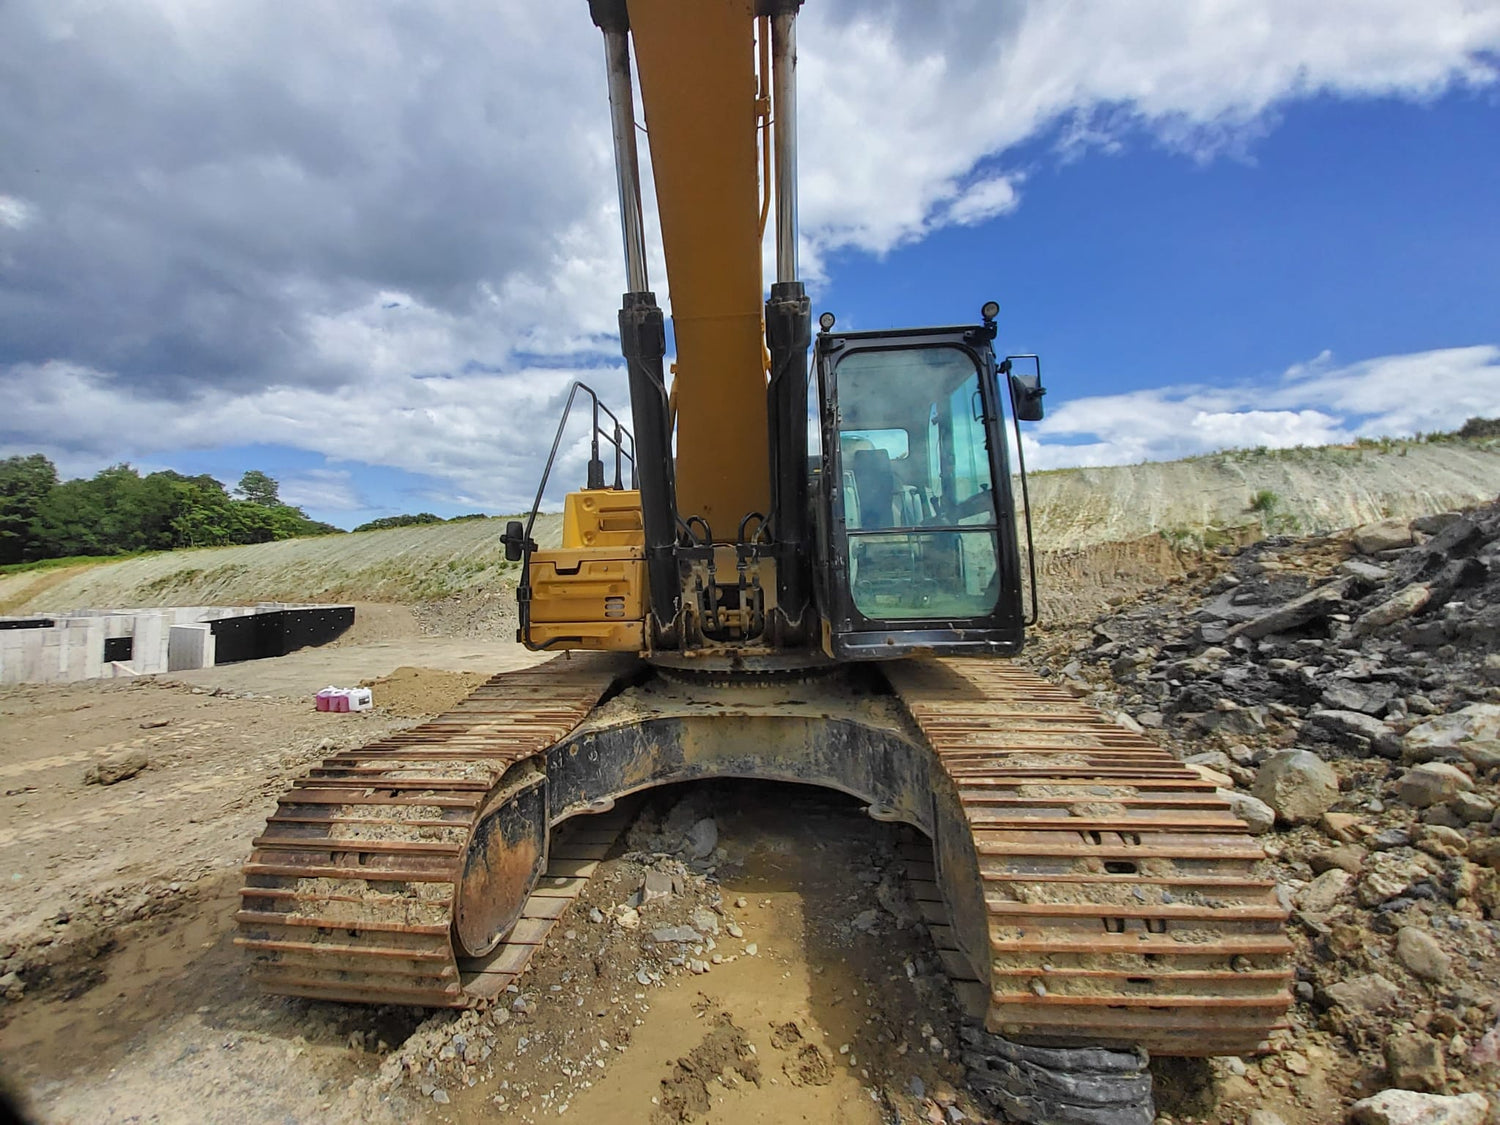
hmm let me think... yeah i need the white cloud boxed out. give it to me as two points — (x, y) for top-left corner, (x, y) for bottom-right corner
(1026, 344), (1500, 469)
(944, 175), (1023, 227)
(1, 350), (630, 515)
(798, 0), (1500, 256)
(0, 194), (34, 230)
(4, 1), (1500, 511)
(278, 469), (364, 513)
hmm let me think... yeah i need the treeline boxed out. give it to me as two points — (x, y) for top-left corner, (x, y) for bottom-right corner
(0, 455), (343, 565)
(351, 512), (488, 533)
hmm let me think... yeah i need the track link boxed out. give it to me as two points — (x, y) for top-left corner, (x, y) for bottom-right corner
(236, 654), (626, 1007)
(887, 658), (1292, 1057)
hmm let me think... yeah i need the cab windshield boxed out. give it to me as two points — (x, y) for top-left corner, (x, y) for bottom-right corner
(834, 346), (1000, 621)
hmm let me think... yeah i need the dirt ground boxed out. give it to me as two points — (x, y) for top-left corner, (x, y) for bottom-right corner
(0, 628), (983, 1125)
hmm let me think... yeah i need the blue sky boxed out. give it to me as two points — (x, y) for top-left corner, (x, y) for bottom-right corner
(3, 1), (1499, 528)
(822, 90), (1500, 394)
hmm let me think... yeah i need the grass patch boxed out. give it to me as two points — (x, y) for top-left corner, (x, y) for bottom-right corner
(1248, 489), (1279, 513)
(0, 551), (158, 576)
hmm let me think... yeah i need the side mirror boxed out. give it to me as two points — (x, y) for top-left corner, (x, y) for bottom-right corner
(502, 520), (527, 562)
(1010, 373), (1046, 422)
(1002, 355), (1046, 422)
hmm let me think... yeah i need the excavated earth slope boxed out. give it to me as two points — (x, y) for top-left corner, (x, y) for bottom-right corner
(2, 439), (1496, 629)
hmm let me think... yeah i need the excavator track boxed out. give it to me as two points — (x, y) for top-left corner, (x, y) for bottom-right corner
(239, 652), (1290, 1060)
(886, 658), (1292, 1057)
(236, 653), (628, 1007)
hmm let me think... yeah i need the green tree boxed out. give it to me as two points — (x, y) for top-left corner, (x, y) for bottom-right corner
(353, 513), (443, 532)
(235, 469), (281, 507)
(0, 453), (58, 563)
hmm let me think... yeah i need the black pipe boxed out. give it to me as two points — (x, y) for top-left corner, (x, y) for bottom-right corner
(619, 291), (679, 639)
(765, 279), (812, 638)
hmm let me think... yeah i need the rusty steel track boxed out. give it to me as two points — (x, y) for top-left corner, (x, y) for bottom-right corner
(886, 658), (1293, 1057)
(236, 653), (627, 1007)
(240, 650), (1291, 1058)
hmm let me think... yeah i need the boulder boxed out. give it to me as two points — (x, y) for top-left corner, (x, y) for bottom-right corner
(1297, 868), (1352, 914)
(1352, 519), (1414, 555)
(1310, 846), (1365, 874)
(1320, 681), (1397, 717)
(1460, 740), (1500, 771)
(1218, 789), (1275, 835)
(1358, 853), (1420, 907)
(1187, 762), (1235, 789)
(1324, 973), (1400, 1014)
(1309, 709), (1403, 758)
(1410, 513), (1464, 535)
(1321, 811), (1365, 844)
(1231, 579), (1352, 640)
(1448, 791), (1494, 824)
(1468, 838), (1500, 871)
(1354, 583), (1433, 635)
(1394, 763), (1474, 809)
(1403, 704), (1500, 761)
(1342, 558), (1393, 583)
(684, 817), (718, 860)
(1384, 1034), (1447, 1093)
(1394, 927), (1452, 983)
(1252, 750), (1341, 826)
(1348, 1090), (1489, 1125)
(83, 750), (150, 786)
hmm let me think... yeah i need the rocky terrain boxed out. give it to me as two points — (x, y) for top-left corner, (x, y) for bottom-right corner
(1025, 500), (1500, 1125)
(2, 439), (1499, 1123)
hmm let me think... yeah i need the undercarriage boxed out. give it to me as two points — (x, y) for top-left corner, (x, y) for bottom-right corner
(239, 655), (1291, 1121)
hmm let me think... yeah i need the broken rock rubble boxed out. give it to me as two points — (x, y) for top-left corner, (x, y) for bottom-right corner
(1028, 497), (1500, 1114)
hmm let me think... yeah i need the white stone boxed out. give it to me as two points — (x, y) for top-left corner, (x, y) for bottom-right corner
(1348, 1090), (1489, 1125)
(1218, 789), (1275, 835)
(1252, 750), (1340, 825)
(1395, 763), (1474, 809)
(1297, 869), (1352, 914)
(1351, 519), (1414, 555)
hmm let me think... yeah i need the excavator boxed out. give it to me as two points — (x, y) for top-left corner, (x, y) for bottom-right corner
(238, 3), (1293, 1121)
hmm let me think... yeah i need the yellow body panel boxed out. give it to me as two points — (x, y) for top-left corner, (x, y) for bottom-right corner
(561, 488), (646, 549)
(530, 487), (648, 652)
(627, 0), (771, 534)
(525, 620), (644, 651)
(529, 549), (646, 623)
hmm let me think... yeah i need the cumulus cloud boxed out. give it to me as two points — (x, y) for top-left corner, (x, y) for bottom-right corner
(799, 0), (1500, 256)
(3, 350), (630, 515)
(3, 0), (1499, 511)
(278, 469), (365, 514)
(1024, 345), (1500, 469)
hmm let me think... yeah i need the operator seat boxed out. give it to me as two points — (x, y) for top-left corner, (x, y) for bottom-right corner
(850, 448), (896, 529)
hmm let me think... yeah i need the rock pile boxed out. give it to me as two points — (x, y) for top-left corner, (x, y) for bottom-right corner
(1028, 499), (1500, 1116)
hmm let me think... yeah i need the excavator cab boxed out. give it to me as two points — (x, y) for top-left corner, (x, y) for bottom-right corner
(812, 314), (1041, 660)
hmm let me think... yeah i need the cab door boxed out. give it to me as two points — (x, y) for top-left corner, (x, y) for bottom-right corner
(813, 326), (1027, 659)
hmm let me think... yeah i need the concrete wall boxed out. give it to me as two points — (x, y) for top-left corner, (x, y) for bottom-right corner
(167, 624), (216, 673)
(0, 603), (349, 685)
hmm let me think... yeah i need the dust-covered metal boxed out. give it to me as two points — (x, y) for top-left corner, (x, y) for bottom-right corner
(236, 653), (629, 1006)
(241, 655), (1289, 1056)
(886, 659), (1293, 1057)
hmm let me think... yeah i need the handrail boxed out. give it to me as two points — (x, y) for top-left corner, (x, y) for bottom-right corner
(522, 382), (637, 547)
(1004, 355), (1042, 627)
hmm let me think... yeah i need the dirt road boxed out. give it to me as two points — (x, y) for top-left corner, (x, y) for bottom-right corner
(0, 642), (982, 1125)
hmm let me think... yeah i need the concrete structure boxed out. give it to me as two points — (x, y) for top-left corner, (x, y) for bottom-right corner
(167, 623), (216, 673)
(0, 604), (352, 685)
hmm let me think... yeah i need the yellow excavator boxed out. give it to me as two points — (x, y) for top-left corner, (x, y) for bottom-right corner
(239, 4), (1292, 1120)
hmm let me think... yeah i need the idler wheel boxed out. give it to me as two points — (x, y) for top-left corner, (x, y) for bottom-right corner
(454, 762), (548, 958)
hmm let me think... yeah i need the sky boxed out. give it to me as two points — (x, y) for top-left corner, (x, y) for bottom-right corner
(2, 0), (1498, 528)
